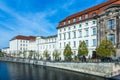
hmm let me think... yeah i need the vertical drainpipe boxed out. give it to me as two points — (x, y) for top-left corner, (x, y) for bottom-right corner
(116, 16), (119, 48)
(17, 39), (18, 57)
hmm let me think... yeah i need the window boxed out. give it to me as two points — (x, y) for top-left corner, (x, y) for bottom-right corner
(60, 43), (61, 48)
(59, 34), (61, 40)
(93, 12), (96, 17)
(20, 47), (22, 50)
(68, 27), (70, 30)
(85, 40), (88, 46)
(79, 40), (81, 45)
(64, 42), (66, 47)
(93, 39), (96, 46)
(79, 24), (82, 28)
(79, 16), (82, 21)
(74, 51), (76, 54)
(64, 33), (66, 40)
(64, 28), (66, 31)
(60, 29), (61, 32)
(86, 23), (88, 26)
(68, 42), (71, 46)
(73, 41), (76, 47)
(108, 34), (115, 44)
(73, 31), (76, 38)
(93, 28), (96, 35)
(74, 26), (76, 29)
(85, 29), (89, 37)
(53, 45), (54, 48)
(93, 21), (96, 24)
(68, 32), (71, 39)
(108, 19), (114, 29)
(79, 31), (82, 37)
(68, 20), (71, 24)
(85, 14), (89, 19)
(64, 22), (66, 25)
(73, 18), (76, 22)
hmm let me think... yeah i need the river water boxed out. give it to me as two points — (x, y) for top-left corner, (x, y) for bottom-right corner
(0, 61), (110, 80)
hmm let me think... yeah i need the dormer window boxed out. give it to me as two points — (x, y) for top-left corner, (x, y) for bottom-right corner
(73, 18), (76, 22)
(93, 12), (96, 17)
(79, 16), (82, 21)
(85, 14), (89, 19)
(68, 20), (71, 24)
(64, 22), (66, 25)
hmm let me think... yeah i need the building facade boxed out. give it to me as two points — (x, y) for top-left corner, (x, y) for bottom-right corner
(2, 0), (120, 59)
(57, 19), (97, 58)
(36, 35), (57, 60)
(57, 0), (120, 58)
(9, 35), (36, 57)
(2, 47), (10, 54)
(97, 4), (120, 56)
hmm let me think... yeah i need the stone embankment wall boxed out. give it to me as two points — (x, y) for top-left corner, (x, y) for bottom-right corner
(0, 57), (120, 78)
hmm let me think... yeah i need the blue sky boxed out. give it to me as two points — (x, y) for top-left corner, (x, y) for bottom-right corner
(0, 0), (107, 49)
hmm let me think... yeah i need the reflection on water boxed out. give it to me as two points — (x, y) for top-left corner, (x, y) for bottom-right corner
(0, 61), (109, 80)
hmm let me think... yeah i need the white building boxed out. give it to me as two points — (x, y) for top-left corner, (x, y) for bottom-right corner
(9, 35), (36, 57)
(2, 47), (10, 54)
(36, 35), (57, 60)
(57, 19), (97, 59)
(57, 0), (120, 59)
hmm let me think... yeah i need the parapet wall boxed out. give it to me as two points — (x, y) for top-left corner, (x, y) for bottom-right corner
(0, 57), (120, 78)
(44, 62), (120, 78)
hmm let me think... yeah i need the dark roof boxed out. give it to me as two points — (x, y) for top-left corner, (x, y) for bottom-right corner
(2, 47), (9, 49)
(10, 35), (36, 41)
(58, 0), (120, 28)
(41, 35), (57, 39)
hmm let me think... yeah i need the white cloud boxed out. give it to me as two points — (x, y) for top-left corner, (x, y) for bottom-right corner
(0, 2), (58, 49)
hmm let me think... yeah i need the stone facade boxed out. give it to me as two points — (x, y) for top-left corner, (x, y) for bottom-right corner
(97, 4), (120, 57)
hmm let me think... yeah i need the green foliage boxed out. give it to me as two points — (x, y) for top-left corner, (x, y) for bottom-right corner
(0, 51), (3, 57)
(23, 51), (27, 58)
(43, 50), (50, 59)
(63, 44), (73, 60)
(78, 41), (88, 57)
(36, 53), (40, 60)
(96, 38), (116, 57)
(52, 49), (60, 61)
(29, 50), (33, 59)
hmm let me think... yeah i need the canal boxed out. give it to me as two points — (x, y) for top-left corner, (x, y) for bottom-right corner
(0, 61), (109, 80)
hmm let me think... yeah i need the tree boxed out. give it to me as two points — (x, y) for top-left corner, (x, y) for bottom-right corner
(17, 51), (22, 58)
(23, 51), (27, 59)
(0, 51), (3, 57)
(96, 38), (116, 57)
(29, 50), (33, 59)
(78, 41), (88, 57)
(43, 50), (50, 60)
(63, 44), (73, 61)
(36, 53), (40, 60)
(52, 49), (60, 61)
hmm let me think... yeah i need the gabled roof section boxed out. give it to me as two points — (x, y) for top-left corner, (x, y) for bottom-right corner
(58, 0), (120, 29)
(10, 35), (36, 41)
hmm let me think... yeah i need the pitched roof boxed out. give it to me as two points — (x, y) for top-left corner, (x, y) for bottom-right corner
(11, 35), (36, 41)
(58, 0), (120, 28)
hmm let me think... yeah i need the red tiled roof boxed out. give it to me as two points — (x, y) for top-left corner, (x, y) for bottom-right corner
(58, 0), (120, 28)
(12, 35), (36, 40)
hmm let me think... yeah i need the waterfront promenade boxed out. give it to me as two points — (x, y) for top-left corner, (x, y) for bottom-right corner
(0, 57), (120, 78)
